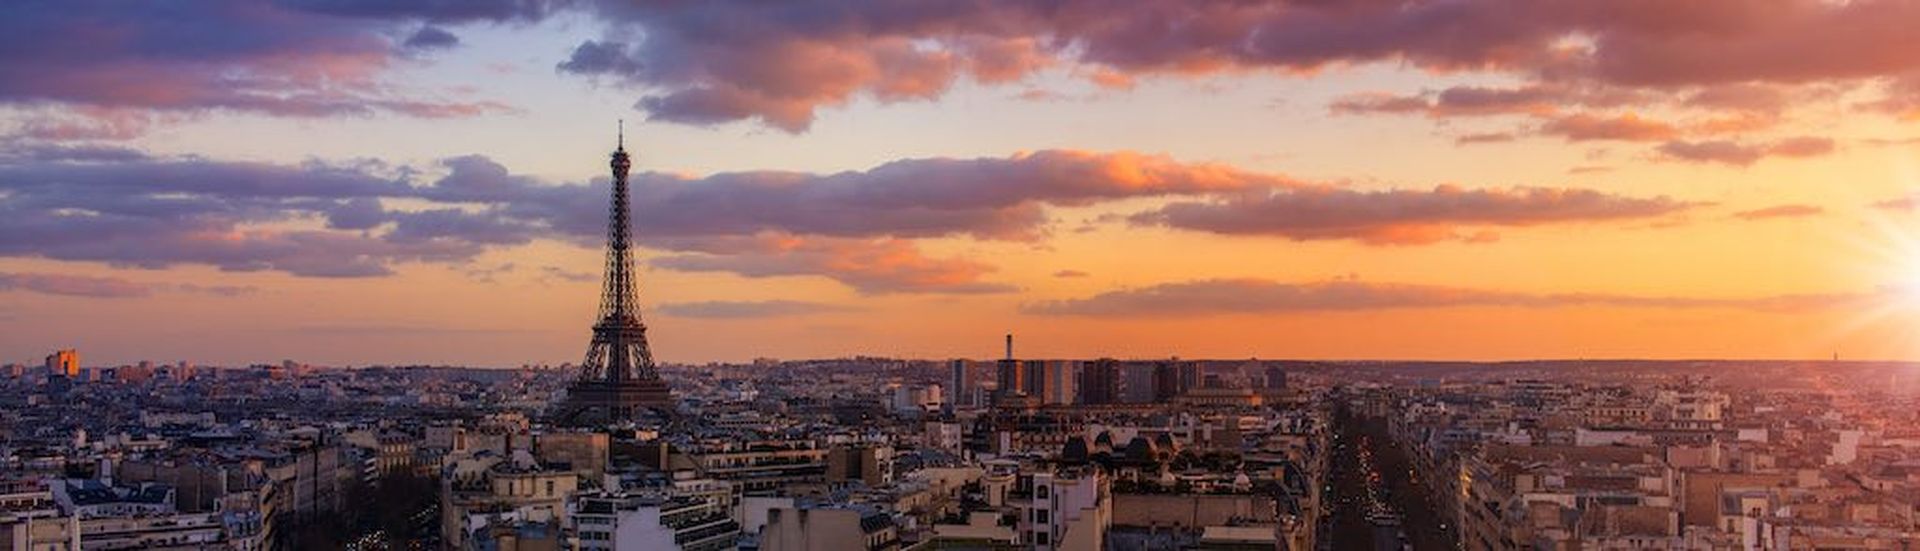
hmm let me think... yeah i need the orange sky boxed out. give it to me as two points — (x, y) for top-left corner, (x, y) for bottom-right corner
(3, 1), (1920, 366)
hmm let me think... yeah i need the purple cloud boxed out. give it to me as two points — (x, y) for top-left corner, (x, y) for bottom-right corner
(1, 149), (1261, 291)
(0, 1), (517, 120)
(403, 26), (461, 50)
(0, 148), (1702, 291)
(547, 0), (1920, 131)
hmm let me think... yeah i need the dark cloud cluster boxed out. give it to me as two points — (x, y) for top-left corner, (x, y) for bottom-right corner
(0, 1), (530, 122)
(544, 0), (1920, 131)
(10, 0), (1912, 141)
(0, 152), (479, 277)
(282, 0), (567, 22)
(0, 149), (1265, 292)
(404, 26), (462, 50)
(1024, 278), (1864, 316)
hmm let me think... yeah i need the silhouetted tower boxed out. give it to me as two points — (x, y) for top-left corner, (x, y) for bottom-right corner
(995, 333), (1023, 402)
(560, 123), (672, 423)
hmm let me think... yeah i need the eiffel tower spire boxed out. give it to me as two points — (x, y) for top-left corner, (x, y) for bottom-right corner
(560, 122), (672, 423)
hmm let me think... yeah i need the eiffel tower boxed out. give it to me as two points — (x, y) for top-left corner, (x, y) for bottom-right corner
(558, 123), (672, 423)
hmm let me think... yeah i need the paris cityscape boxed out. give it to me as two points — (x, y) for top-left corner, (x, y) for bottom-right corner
(7, 1), (1920, 550)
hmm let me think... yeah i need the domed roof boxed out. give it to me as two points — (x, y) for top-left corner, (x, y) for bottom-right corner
(1062, 436), (1090, 463)
(1124, 436), (1160, 463)
(1154, 433), (1179, 453)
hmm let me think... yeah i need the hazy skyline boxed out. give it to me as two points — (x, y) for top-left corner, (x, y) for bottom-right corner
(5, 0), (1920, 366)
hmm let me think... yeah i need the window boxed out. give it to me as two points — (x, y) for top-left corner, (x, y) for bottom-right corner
(1036, 485), (1048, 499)
(546, 480), (556, 496)
(1034, 531), (1050, 545)
(1035, 509), (1049, 524)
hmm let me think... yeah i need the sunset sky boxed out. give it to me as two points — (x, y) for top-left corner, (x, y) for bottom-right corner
(5, 0), (1920, 366)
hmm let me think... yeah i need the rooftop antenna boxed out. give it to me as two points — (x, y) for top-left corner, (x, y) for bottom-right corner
(617, 119), (625, 151)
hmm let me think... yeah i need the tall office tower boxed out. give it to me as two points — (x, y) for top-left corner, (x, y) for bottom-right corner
(1080, 358), (1120, 405)
(1152, 361), (1182, 403)
(1021, 360), (1051, 401)
(1265, 365), (1287, 390)
(1178, 362), (1200, 394)
(948, 359), (968, 411)
(1116, 363), (1153, 403)
(557, 125), (672, 424)
(1042, 360), (1077, 405)
(44, 349), (78, 378)
(995, 334), (1023, 400)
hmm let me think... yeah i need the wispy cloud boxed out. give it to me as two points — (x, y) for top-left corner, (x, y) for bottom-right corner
(1657, 137), (1835, 166)
(1024, 279), (1868, 317)
(658, 300), (855, 319)
(0, 271), (254, 298)
(652, 234), (1017, 295)
(1132, 185), (1698, 245)
(1732, 204), (1824, 221)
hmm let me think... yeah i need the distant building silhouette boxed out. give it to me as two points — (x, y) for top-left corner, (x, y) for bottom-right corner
(1080, 358), (1120, 405)
(1265, 364), (1288, 390)
(45, 349), (78, 378)
(995, 334), (1023, 402)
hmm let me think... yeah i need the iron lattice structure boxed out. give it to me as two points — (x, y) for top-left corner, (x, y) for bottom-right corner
(562, 126), (671, 423)
(579, 133), (657, 383)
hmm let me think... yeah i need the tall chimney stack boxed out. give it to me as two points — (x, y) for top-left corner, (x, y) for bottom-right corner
(1004, 334), (1013, 361)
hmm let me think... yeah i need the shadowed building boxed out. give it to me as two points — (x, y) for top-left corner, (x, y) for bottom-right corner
(1080, 359), (1120, 405)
